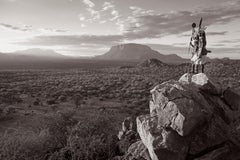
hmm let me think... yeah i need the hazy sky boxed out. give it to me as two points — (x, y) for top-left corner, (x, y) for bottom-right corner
(0, 0), (240, 58)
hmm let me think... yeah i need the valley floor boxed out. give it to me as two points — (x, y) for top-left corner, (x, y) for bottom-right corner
(0, 59), (239, 159)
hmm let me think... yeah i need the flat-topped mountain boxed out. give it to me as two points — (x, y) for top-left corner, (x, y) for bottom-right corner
(95, 43), (186, 64)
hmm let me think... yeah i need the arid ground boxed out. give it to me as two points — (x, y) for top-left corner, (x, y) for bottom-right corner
(0, 59), (239, 159)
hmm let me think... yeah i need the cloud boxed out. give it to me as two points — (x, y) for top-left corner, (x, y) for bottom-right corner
(0, 22), (68, 34)
(179, 31), (228, 37)
(19, 34), (124, 46)
(0, 23), (32, 32)
(102, 2), (114, 11)
(55, 29), (67, 33)
(116, 19), (125, 32)
(129, 6), (154, 16)
(124, 0), (240, 39)
(207, 31), (228, 36)
(211, 43), (226, 47)
(82, 0), (95, 8)
(218, 39), (240, 44)
(78, 1), (122, 30)
(39, 28), (68, 33)
(80, 0), (100, 22)
(101, 1), (121, 21)
(99, 20), (107, 24)
(87, 8), (100, 21)
(99, 1), (123, 31)
(172, 43), (188, 46)
(234, 44), (240, 48)
(81, 24), (86, 28)
(78, 14), (86, 21)
(110, 10), (120, 21)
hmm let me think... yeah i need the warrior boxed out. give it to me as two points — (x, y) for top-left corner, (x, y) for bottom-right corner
(190, 18), (210, 73)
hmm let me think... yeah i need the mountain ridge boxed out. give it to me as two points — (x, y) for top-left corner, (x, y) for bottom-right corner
(0, 48), (68, 63)
(11, 48), (66, 59)
(95, 43), (187, 64)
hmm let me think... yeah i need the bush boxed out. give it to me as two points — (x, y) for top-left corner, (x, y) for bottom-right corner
(46, 99), (57, 105)
(49, 112), (119, 160)
(0, 130), (50, 160)
(73, 95), (83, 108)
(0, 110), (121, 160)
(0, 110), (77, 160)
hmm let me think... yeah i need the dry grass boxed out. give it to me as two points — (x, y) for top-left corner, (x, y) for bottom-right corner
(0, 109), (122, 160)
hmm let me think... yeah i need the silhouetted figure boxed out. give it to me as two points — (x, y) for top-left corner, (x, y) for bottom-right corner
(190, 18), (210, 73)
(190, 22), (198, 73)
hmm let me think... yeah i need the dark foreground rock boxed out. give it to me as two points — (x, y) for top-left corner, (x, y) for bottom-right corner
(118, 73), (240, 160)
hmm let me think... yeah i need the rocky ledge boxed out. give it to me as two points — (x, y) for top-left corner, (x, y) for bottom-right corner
(114, 73), (240, 160)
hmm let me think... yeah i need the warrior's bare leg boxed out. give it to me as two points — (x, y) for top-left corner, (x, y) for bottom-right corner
(201, 64), (204, 73)
(191, 64), (195, 73)
(195, 64), (199, 74)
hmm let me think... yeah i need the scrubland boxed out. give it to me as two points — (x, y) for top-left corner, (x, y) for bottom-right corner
(0, 59), (239, 160)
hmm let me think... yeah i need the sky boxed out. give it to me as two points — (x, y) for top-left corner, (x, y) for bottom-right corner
(0, 0), (240, 59)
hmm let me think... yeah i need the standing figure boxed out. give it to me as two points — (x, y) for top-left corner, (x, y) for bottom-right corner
(190, 22), (199, 73)
(190, 18), (210, 73)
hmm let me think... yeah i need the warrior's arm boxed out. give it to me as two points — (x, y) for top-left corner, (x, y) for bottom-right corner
(203, 32), (207, 47)
(190, 37), (194, 47)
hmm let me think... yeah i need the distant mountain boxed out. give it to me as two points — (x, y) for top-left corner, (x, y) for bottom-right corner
(0, 48), (68, 62)
(0, 49), (70, 69)
(95, 43), (187, 64)
(0, 52), (12, 60)
(137, 58), (167, 68)
(12, 48), (66, 59)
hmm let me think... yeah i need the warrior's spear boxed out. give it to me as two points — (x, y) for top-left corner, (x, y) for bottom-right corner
(199, 17), (203, 29)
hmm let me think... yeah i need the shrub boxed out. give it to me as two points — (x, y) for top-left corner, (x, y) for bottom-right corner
(33, 98), (40, 106)
(0, 130), (50, 160)
(0, 110), (77, 160)
(73, 95), (83, 108)
(49, 112), (120, 160)
(46, 99), (57, 105)
(0, 109), (122, 160)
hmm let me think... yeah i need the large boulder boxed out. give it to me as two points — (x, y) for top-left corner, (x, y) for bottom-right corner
(179, 73), (221, 95)
(187, 115), (229, 155)
(191, 73), (222, 95)
(112, 141), (151, 160)
(134, 73), (239, 160)
(194, 144), (229, 160)
(178, 73), (192, 84)
(117, 130), (139, 155)
(150, 80), (211, 136)
(117, 117), (139, 155)
(223, 88), (240, 111)
(137, 115), (188, 160)
(124, 141), (151, 160)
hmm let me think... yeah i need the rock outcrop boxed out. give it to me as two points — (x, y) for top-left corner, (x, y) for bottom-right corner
(118, 73), (240, 160)
(116, 117), (139, 155)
